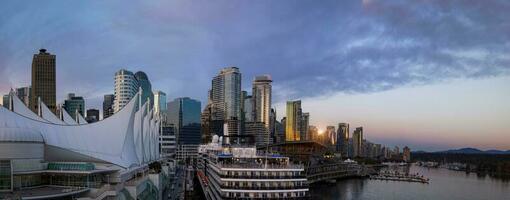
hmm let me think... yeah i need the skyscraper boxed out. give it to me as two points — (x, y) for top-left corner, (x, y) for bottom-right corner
(301, 113), (310, 140)
(134, 71), (153, 107)
(63, 93), (85, 120)
(252, 75), (272, 128)
(153, 90), (167, 116)
(113, 69), (138, 113)
(16, 86), (31, 107)
(353, 127), (363, 157)
(167, 97), (201, 145)
(30, 49), (56, 114)
(337, 123), (350, 155)
(210, 67), (242, 135)
(102, 94), (114, 119)
(286, 100), (302, 141)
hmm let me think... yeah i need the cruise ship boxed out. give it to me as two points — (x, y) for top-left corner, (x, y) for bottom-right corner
(197, 136), (309, 199)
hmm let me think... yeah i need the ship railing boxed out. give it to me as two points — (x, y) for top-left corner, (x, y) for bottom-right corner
(219, 174), (307, 179)
(218, 163), (304, 170)
(220, 185), (309, 190)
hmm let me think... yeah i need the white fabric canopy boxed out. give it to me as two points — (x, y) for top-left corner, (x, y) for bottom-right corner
(62, 109), (78, 125)
(77, 112), (88, 124)
(39, 100), (67, 125)
(0, 91), (155, 168)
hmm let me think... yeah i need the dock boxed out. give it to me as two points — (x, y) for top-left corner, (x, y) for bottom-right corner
(370, 172), (430, 183)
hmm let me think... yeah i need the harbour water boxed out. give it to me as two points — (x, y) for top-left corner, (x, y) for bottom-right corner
(311, 166), (510, 200)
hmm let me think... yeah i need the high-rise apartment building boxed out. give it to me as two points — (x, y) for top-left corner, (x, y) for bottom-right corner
(16, 87), (31, 106)
(337, 123), (350, 155)
(285, 100), (302, 141)
(352, 127), (364, 157)
(63, 93), (85, 120)
(113, 69), (138, 113)
(252, 75), (272, 128)
(153, 90), (167, 117)
(222, 67), (241, 121)
(30, 49), (56, 114)
(210, 67), (242, 135)
(102, 94), (114, 119)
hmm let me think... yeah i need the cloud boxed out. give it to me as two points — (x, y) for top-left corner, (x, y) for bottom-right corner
(0, 0), (508, 105)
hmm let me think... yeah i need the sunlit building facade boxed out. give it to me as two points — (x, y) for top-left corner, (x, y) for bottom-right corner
(286, 100), (302, 141)
(252, 75), (272, 128)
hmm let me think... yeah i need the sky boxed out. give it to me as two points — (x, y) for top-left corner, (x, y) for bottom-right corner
(0, 0), (509, 151)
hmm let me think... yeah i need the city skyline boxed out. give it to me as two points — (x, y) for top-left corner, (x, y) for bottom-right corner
(1, 0), (509, 151)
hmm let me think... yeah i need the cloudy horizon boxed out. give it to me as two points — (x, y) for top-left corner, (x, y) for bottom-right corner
(1, 0), (509, 151)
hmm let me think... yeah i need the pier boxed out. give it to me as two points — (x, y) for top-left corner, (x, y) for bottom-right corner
(370, 172), (429, 183)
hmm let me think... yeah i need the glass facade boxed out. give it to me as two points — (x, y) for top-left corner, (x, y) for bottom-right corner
(167, 97), (201, 145)
(0, 160), (11, 191)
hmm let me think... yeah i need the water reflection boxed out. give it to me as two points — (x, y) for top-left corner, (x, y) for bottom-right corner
(310, 166), (510, 200)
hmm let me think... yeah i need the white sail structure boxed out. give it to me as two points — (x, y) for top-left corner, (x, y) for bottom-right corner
(0, 91), (151, 168)
(142, 108), (151, 163)
(134, 101), (147, 164)
(77, 111), (88, 125)
(39, 100), (67, 125)
(9, 90), (50, 123)
(153, 116), (160, 160)
(61, 109), (78, 125)
(149, 116), (156, 161)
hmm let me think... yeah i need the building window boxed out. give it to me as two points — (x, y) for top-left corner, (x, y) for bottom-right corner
(0, 160), (11, 191)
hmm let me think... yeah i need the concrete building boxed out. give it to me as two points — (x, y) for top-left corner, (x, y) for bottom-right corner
(62, 93), (85, 121)
(113, 69), (138, 113)
(30, 49), (56, 114)
(252, 75), (272, 128)
(85, 109), (99, 123)
(102, 94), (114, 119)
(285, 100), (302, 141)
(352, 127), (364, 157)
